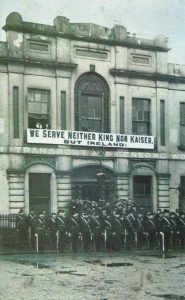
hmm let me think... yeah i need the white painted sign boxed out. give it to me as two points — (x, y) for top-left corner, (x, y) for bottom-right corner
(27, 129), (155, 149)
(27, 129), (154, 149)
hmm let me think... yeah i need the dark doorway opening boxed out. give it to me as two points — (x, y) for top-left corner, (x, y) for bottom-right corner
(133, 175), (152, 210)
(29, 173), (51, 214)
(180, 176), (185, 212)
(72, 166), (114, 201)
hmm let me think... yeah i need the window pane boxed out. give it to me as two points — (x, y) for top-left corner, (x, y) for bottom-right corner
(132, 109), (137, 121)
(144, 99), (149, 110)
(132, 99), (137, 109)
(137, 100), (143, 110)
(144, 111), (150, 121)
(28, 90), (35, 102)
(80, 95), (88, 117)
(180, 125), (185, 145)
(88, 96), (101, 118)
(42, 91), (49, 103)
(180, 103), (185, 125)
(138, 110), (144, 121)
(132, 121), (137, 133)
(35, 91), (41, 102)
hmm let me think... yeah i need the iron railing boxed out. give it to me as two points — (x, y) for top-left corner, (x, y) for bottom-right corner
(0, 214), (18, 246)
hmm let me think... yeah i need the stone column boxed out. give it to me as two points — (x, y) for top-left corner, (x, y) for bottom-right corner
(56, 171), (72, 210)
(114, 173), (130, 199)
(157, 174), (170, 210)
(7, 170), (25, 214)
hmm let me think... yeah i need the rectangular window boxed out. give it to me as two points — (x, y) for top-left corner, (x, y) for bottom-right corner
(180, 102), (185, 147)
(120, 97), (124, 133)
(29, 41), (49, 52)
(132, 98), (151, 135)
(28, 88), (50, 129)
(180, 177), (185, 212)
(13, 86), (19, 138)
(76, 49), (108, 60)
(160, 100), (165, 146)
(131, 54), (151, 66)
(61, 91), (66, 130)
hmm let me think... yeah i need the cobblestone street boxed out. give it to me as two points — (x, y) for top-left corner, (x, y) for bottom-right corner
(1, 250), (185, 300)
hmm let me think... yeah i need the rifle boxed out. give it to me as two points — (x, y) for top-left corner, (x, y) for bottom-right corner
(134, 231), (138, 249)
(124, 229), (127, 248)
(160, 232), (165, 253)
(28, 226), (31, 248)
(56, 230), (59, 253)
(79, 232), (83, 250)
(35, 233), (38, 253)
(104, 229), (107, 251)
(143, 232), (149, 248)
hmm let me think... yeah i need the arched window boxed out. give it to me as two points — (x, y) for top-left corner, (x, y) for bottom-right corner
(74, 73), (109, 132)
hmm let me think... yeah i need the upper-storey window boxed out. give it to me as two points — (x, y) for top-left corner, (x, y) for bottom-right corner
(132, 98), (151, 135)
(28, 40), (50, 53)
(74, 73), (109, 133)
(180, 102), (185, 147)
(27, 88), (50, 129)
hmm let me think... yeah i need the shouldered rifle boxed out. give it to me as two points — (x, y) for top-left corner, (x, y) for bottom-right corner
(35, 233), (38, 253)
(124, 229), (127, 248)
(104, 229), (107, 251)
(56, 230), (59, 253)
(28, 227), (31, 247)
(160, 231), (165, 252)
(79, 232), (83, 250)
(134, 231), (138, 249)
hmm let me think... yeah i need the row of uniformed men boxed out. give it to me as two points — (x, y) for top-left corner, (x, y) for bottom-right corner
(15, 208), (185, 253)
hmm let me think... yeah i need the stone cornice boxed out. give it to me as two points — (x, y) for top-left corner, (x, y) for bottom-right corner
(0, 56), (77, 71)
(110, 69), (185, 84)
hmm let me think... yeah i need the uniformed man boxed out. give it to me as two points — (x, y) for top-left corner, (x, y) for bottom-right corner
(135, 212), (145, 249)
(170, 212), (178, 248)
(47, 212), (57, 250)
(35, 212), (47, 254)
(89, 213), (102, 251)
(27, 210), (36, 250)
(144, 214), (157, 249)
(70, 212), (81, 252)
(177, 212), (185, 248)
(125, 212), (136, 250)
(79, 212), (92, 252)
(16, 209), (28, 249)
(56, 210), (68, 253)
(159, 209), (171, 252)
(110, 211), (123, 251)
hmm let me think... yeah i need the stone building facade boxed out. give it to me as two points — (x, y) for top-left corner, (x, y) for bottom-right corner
(0, 12), (185, 214)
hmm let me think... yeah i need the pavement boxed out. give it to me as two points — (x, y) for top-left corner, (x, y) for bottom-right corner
(0, 249), (185, 300)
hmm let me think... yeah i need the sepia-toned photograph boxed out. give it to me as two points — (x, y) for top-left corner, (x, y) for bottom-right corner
(0, 0), (185, 299)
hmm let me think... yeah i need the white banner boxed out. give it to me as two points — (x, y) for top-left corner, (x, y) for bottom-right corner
(27, 129), (155, 149)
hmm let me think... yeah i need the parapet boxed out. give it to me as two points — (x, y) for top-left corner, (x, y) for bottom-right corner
(3, 12), (169, 52)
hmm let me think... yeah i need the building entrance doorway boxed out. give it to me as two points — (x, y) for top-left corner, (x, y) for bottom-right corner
(29, 173), (51, 214)
(72, 165), (114, 201)
(133, 175), (152, 210)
